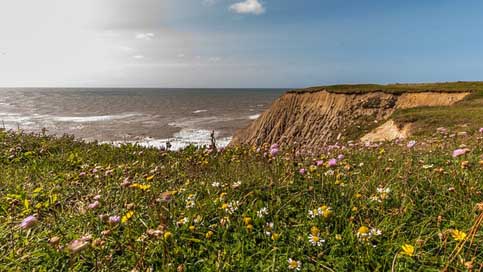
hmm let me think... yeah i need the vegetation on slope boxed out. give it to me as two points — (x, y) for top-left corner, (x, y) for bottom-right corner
(0, 129), (482, 271)
(393, 90), (483, 135)
(289, 81), (483, 94)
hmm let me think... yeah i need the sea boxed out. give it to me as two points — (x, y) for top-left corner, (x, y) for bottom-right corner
(0, 88), (285, 149)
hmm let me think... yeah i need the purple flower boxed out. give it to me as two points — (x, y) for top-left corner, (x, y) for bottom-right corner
(452, 149), (468, 158)
(407, 140), (416, 149)
(299, 168), (306, 175)
(270, 148), (279, 156)
(316, 160), (324, 167)
(479, 127), (483, 133)
(328, 159), (337, 167)
(93, 195), (101, 201)
(337, 154), (345, 160)
(270, 144), (279, 150)
(108, 216), (120, 225)
(19, 215), (38, 229)
(87, 201), (100, 210)
(79, 172), (86, 177)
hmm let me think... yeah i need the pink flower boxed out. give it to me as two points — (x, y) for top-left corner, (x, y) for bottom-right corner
(328, 159), (337, 167)
(108, 216), (120, 225)
(79, 172), (86, 177)
(316, 160), (324, 166)
(270, 144), (279, 150)
(19, 215), (38, 229)
(299, 168), (306, 175)
(337, 154), (345, 160)
(479, 128), (483, 133)
(87, 201), (100, 210)
(68, 237), (91, 254)
(270, 148), (279, 156)
(93, 195), (101, 201)
(452, 148), (469, 158)
(407, 140), (416, 148)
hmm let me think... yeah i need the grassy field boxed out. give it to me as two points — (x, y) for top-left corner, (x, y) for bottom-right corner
(393, 90), (483, 135)
(289, 81), (483, 94)
(0, 129), (482, 271)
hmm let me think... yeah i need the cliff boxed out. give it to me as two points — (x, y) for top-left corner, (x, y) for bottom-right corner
(230, 82), (480, 151)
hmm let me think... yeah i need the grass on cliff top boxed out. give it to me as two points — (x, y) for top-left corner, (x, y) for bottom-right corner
(1, 130), (482, 271)
(289, 81), (483, 94)
(393, 90), (483, 135)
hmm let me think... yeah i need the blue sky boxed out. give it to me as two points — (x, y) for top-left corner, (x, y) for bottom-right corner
(1, 0), (482, 88)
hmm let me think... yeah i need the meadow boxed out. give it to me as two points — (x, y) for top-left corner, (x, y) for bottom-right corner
(0, 128), (482, 271)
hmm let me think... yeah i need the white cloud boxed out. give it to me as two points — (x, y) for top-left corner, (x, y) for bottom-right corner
(208, 57), (222, 62)
(229, 0), (265, 15)
(132, 55), (145, 59)
(135, 33), (155, 40)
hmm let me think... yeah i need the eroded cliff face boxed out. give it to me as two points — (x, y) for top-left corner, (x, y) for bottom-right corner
(230, 91), (469, 150)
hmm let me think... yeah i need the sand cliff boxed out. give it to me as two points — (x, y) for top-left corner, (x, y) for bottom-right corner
(230, 89), (469, 150)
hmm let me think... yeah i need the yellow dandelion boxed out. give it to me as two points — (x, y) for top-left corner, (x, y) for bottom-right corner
(310, 226), (320, 236)
(163, 231), (173, 240)
(205, 230), (214, 239)
(121, 210), (134, 223)
(188, 225), (196, 232)
(243, 217), (252, 225)
(246, 224), (254, 232)
(401, 244), (415, 256)
(271, 233), (280, 241)
(451, 229), (467, 241)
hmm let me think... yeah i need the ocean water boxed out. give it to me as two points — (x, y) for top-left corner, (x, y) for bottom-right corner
(0, 88), (285, 149)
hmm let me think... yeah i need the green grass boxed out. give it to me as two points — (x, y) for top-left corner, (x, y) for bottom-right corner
(289, 81), (483, 94)
(393, 90), (483, 135)
(0, 130), (482, 271)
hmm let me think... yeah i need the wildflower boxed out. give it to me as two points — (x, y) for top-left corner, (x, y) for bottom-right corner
(211, 182), (221, 187)
(335, 234), (342, 241)
(270, 148), (279, 156)
(376, 186), (391, 200)
(177, 217), (189, 226)
(357, 226), (370, 240)
(257, 207), (269, 218)
(318, 205), (332, 218)
(224, 201), (240, 214)
(121, 211), (134, 223)
(246, 224), (254, 232)
(164, 231), (173, 240)
(407, 140), (416, 148)
(243, 217), (252, 225)
(308, 234), (325, 246)
(401, 244), (415, 256)
(188, 225), (196, 232)
(328, 158), (337, 167)
(271, 233), (280, 241)
(108, 215), (121, 225)
(287, 258), (301, 271)
(93, 194), (101, 201)
(337, 154), (345, 160)
(19, 215), (38, 229)
(316, 160), (324, 166)
(479, 127), (483, 133)
(451, 229), (467, 241)
(129, 183), (151, 191)
(299, 168), (306, 175)
(231, 181), (242, 188)
(452, 149), (469, 158)
(87, 201), (100, 210)
(206, 230), (214, 239)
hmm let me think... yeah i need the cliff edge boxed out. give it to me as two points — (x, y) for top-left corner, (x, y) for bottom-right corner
(230, 82), (482, 151)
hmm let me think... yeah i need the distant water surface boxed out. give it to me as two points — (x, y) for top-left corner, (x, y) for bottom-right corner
(0, 88), (285, 149)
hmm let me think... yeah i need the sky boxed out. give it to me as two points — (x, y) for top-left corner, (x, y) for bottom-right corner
(1, 0), (483, 88)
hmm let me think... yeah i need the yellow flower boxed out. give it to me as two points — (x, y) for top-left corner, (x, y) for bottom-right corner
(401, 244), (415, 256)
(354, 193), (362, 199)
(163, 231), (173, 240)
(205, 231), (214, 239)
(221, 203), (228, 210)
(189, 225), (196, 232)
(243, 217), (252, 225)
(146, 175), (155, 181)
(310, 226), (320, 236)
(335, 234), (342, 241)
(451, 229), (467, 241)
(271, 233), (280, 241)
(121, 210), (134, 223)
(129, 183), (151, 191)
(246, 224), (254, 232)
